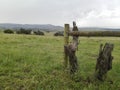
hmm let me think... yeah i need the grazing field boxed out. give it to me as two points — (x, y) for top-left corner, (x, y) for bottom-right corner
(0, 33), (120, 90)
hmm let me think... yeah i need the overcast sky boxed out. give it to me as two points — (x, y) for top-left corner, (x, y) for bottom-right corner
(0, 0), (120, 27)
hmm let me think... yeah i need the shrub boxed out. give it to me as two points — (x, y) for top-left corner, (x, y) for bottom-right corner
(54, 31), (64, 36)
(16, 28), (31, 34)
(4, 29), (14, 34)
(34, 31), (44, 35)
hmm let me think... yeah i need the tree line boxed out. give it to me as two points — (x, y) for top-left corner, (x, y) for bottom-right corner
(3, 28), (44, 35)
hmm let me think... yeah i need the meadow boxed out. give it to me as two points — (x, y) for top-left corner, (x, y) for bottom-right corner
(0, 32), (120, 90)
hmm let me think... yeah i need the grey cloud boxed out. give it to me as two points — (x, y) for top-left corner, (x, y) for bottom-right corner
(0, 0), (120, 27)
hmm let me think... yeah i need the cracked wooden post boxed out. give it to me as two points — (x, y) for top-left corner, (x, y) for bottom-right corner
(64, 21), (79, 74)
(64, 24), (69, 68)
(95, 43), (114, 81)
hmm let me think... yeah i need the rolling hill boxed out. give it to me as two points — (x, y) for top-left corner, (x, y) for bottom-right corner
(0, 23), (63, 31)
(0, 23), (120, 32)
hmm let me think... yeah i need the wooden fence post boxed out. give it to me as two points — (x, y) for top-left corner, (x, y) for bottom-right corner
(95, 43), (114, 81)
(64, 24), (70, 68)
(64, 22), (79, 74)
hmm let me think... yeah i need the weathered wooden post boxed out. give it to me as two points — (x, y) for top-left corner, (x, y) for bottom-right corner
(64, 22), (79, 74)
(95, 43), (114, 81)
(64, 24), (70, 68)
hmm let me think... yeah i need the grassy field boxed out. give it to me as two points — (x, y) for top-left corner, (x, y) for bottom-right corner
(0, 33), (120, 90)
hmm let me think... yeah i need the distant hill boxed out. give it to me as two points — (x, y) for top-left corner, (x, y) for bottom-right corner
(79, 27), (120, 31)
(0, 23), (120, 32)
(0, 23), (64, 32)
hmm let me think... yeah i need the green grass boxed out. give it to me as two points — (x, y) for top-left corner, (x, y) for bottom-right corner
(0, 33), (120, 90)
